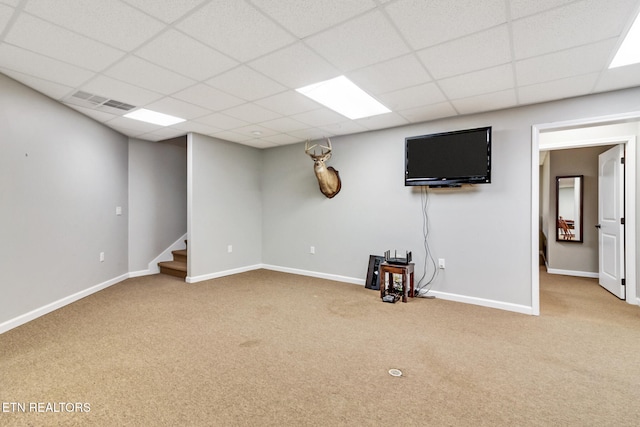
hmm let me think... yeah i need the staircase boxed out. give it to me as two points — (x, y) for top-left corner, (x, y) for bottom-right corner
(158, 241), (187, 279)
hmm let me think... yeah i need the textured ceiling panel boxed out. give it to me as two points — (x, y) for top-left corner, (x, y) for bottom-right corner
(5, 13), (125, 72)
(177, 0), (295, 62)
(134, 30), (238, 81)
(24, 0), (165, 51)
(385, 0), (507, 50)
(0, 0), (638, 147)
(250, 0), (376, 38)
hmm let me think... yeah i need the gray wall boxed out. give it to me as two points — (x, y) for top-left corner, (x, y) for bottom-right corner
(188, 133), (262, 280)
(262, 115), (532, 307)
(0, 73), (128, 325)
(547, 146), (613, 273)
(262, 88), (640, 310)
(128, 137), (187, 272)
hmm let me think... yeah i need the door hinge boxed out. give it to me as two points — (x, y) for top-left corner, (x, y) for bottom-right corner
(621, 157), (625, 164)
(622, 278), (626, 287)
(621, 217), (625, 225)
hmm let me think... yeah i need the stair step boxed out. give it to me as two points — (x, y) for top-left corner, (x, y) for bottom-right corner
(158, 260), (187, 279)
(172, 249), (187, 263)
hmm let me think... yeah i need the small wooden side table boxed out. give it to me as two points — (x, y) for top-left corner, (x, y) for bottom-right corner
(379, 262), (415, 303)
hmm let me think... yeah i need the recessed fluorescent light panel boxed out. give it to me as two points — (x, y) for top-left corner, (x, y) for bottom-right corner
(610, 11), (640, 68)
(296, 76), (390, 120)
(124, 108), (185, 126)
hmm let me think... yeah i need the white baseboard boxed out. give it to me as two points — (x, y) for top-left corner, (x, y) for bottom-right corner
(417, 289), (534, 315)
(261, 264), (365, 286)
(546, 268), (599, 278)
(186, 264), (263, 283)
(0, 273), (129, 335)
(129, 269), (153, 278)
(263, 264), (531, 314)
(1, 262), (536, 335)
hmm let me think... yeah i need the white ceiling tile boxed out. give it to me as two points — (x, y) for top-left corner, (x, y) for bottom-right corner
(0, 68), (73, 100)
(254, 90), (320, 116)
(105, 56), (195, 95)
(121, 0), (207, 23)
(222, 103), (281, 124)
(177, 0), (295, 62)
(519, 73), (599, 105)
(211, 130), (253, 143)
(594, 62), (640, 93)
(348, 54), (431, 95)
(5, 13), (125, 72)
(397, 102), (458, 123)
(251, 0), (376, 38)
(232, 124), (279, 139)
(172, 120), (222, 135)
(354, 112), (409, 130)
(104, 121), (147, 138)
(317, 120), (369, 136)
(261, 133), (302, 146)
(144, 97), (210, 120)
(516, 40), (615, 86)
(206, 66), (285, 101)
(108, 115), (163, 133)
(66, 104), (119, 123)
(511, 0), (638, 59)
(0, 44), (94, 87)
(172, 83), (244, 111)
(2, 0), (638, 148)
(451, 89), (518, 115)
(134, 30), (238, 81)
(305, 10), (410, 71)
(378, 83), (446, 111)
(438, 64), (515, 100)
(260, 117), (310, 133)
(138, 127), (187, 141)
(386, 0), (507, 50)
(288, 128), (335, 141)
(24, 0), (164, 51)
(0, 4), (13, 30)
(292, 109), (346, 127)
(418, 25), (512, 79)
(239, 138), (280, 149)
(249, 42), (339, 89)
(195, 113), (250, 130)
(80, 75), (163, 106)
(509, 0), (575, 19)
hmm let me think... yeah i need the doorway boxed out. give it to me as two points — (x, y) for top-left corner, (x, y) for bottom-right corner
(531, 115), (638, 315)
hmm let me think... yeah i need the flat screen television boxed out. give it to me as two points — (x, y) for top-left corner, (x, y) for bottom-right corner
(404, 126), (491, 188)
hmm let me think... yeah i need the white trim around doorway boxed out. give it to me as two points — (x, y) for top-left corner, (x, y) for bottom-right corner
(532, 113), (639, 315)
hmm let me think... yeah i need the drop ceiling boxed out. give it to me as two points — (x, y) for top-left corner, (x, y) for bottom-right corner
(1, 0), (640, 149)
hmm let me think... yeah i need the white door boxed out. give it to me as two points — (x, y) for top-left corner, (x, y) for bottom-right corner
(598, 145), (625, 299)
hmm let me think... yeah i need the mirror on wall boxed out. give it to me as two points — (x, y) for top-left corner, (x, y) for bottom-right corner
(556, 175), (583, 243)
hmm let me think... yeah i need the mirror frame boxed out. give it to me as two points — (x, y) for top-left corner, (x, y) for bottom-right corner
(556, 175), (584, 243)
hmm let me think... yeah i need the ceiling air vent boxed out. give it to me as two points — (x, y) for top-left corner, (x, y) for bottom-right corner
(64, 91), (136, 115)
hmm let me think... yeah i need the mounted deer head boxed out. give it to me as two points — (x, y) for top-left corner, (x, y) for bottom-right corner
(305, 138), (342, 199)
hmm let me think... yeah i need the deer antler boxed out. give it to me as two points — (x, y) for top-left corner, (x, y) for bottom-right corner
(305, 138), (332, 157)
(305, 139), (318, 156)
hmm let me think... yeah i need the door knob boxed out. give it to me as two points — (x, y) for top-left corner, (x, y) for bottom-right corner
(595, 224), (601, 229)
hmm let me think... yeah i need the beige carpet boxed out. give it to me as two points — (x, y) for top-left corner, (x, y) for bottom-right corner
(1, 268), (639, 426)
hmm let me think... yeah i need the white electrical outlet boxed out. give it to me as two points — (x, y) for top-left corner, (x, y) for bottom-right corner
(310, 246), (315, 254)
(100, 252), (105, 262)
(227, 245), (233, 253)
(116, 206), (122, 216)
(438, 258), (445, 269)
